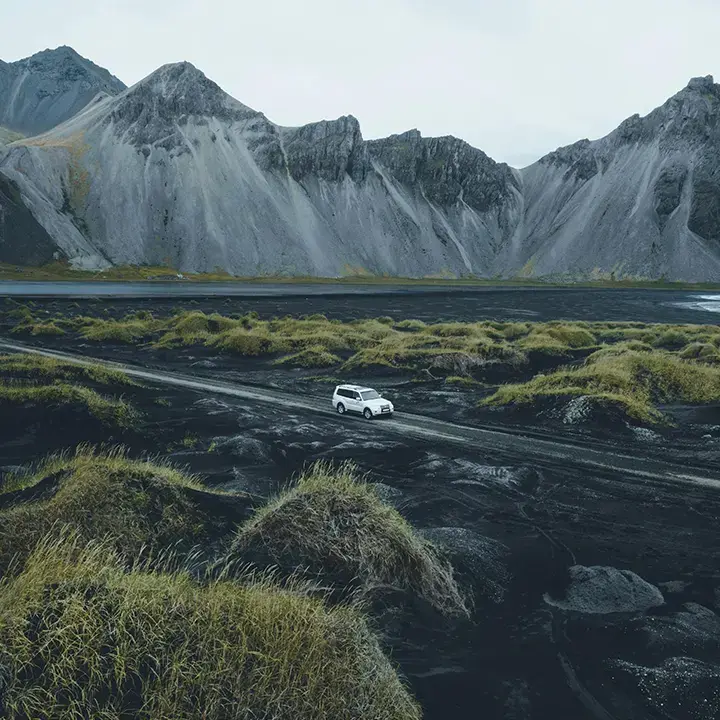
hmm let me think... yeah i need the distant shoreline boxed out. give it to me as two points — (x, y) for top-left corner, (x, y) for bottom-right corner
(2, 264), (720, 291)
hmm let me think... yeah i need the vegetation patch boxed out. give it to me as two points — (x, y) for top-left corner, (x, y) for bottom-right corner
(0, 446), (245, 577)
(0, 536), (420, 720)
(6, 310), (720, 418)
(0, 380), (136, 427)
(233, 461), (468, 617)
(79, 316), (159, 343)
(0, 352), (134, 386)
(273, 346), (342, 368)
(482, 348), (720, 423)
(11, 319), (65, 336)
(679, 342), (720, 363)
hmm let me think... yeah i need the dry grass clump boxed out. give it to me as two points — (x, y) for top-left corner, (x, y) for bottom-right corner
(3, 304), (66, 335)
(273, 346), (342, 368)
(395, 319), (426, 332)
(445, 376), (484, 387)
(483, 348), (720, 423)
(0, 352), (134, 386)
(679, 342), (720, 363)
(233, 461), (468, 617)
(516, 323), (597, 354)
(79, 316), (158, 343)
(0, 380), (136, 427)
(428, 322), (476, 337)
(542, 323), (597, 348)
(11, 319), (65, 336)
(155, 310), (239, 347)
(209, 327), (290, 355)
(652, 329), (690, 350)
(0, 446), (229, 576)
(0, 535), (420, 720)
(0, 353), (137, 429)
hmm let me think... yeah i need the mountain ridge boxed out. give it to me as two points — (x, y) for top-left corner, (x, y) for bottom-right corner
(0, 51), (718, 280)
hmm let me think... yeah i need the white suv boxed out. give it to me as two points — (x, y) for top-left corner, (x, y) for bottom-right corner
(333, 384), (394, 419)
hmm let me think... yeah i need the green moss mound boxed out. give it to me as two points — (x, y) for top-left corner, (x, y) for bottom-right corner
(679, 342), (720, 363)
(0, 380), (136, 427)
(542, 324), (597, 348)
(10, 319), (65, 336)
(0, 447), (247, 577)
(79, 317), (157, 343)
(0, 353), (138, 431)
(0, 352), (134, 386)
(482, 349), (720, 423)
(0, 537), (420, 720)
(233, 462), (468, 617)
(273, 346), (342, 368)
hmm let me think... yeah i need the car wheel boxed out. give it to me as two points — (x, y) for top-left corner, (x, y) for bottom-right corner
(363, 408), (373, 420)
(336, 403), (345, 415)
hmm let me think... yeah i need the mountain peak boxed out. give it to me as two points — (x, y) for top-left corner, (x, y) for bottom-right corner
(0, 45), (126, 135)
(146, 61), (207, 85)
(687, 75), (715, 92)
(128, 61), (220, 103)
(107, 61), (260, 149)
(20, 45), (81, 64)
(13, 46), (123, 86)
(117, 61), (257, 122)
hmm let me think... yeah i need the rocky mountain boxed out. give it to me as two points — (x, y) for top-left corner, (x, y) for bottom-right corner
(513, 75), (720, 281)
(0, 46), (126, 136)
(0, 51), (719, 280)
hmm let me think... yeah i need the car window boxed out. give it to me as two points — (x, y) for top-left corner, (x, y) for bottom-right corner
(338, 389), (352, 398)
(361, 390), (380, 401)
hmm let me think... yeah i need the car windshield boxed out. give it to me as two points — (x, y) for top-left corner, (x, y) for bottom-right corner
(361, 390), (380, 401)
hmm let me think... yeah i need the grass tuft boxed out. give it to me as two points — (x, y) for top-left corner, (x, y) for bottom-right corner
(482, 349), (720, 423)
(79, 316), (160, 343)
(652, 329), (690, 350)
(0, 534), (420, 719)
(679, 342), (720, 363)
(233, 461), (468, 617)
(0, 380), (136, 426)
(0, 446), (231, 576)
(273, 346), (342, 368)
(11, 320), (65, 336)
(0, 352), (135, 386)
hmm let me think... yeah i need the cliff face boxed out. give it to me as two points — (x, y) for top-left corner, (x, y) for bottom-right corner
(0, 46), (126, 137)
(367, 129), (518, 214)
(510, 75), (720, 281)
(0, 49), (719, 281)
(0, 62), (522, 276)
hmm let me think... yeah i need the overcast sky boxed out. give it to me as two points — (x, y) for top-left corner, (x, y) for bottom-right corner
(4, 0), (718, 167)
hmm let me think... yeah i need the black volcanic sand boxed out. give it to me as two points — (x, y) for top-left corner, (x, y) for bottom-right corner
(1, 285), (719, 323)
(0, 297), (719, 719)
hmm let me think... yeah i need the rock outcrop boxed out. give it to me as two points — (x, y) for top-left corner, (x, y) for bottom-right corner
(544, 565), (665, 614)
(1, 49), (719, 281)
